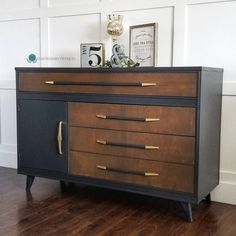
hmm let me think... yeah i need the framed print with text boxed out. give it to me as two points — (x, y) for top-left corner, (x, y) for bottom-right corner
(129, 23), (158, 67)
(80, 43), (104, 67)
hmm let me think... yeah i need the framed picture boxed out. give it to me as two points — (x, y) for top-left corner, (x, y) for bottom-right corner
(129, 23), (158, 67)
(80, 43), (104, 67)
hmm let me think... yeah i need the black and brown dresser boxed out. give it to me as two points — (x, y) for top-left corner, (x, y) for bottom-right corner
(15, 67), (223, 222)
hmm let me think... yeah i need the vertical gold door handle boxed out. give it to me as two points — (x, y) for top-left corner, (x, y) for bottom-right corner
(57, 121), (63, 155)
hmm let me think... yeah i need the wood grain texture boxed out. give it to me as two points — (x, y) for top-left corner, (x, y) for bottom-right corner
(1, 167), (236, 236)
(19, 72), (197, 97)
(69, 151), (194, 193)
(69, 127), (195, 165)
(69, 102), (196, 136)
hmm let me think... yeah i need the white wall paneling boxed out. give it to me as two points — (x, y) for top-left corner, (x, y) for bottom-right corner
(211, 96), (236, 204)
(49, 14), (101, 67)
(185, 0), (236, 94)
(0, 0), (236, 204)
(0, 18), (41, 81)
(49, 0), (100, 8)
(116, 7), (174, 66)
(219, 96), (236, 173)
(0, 18), (40, 168)
(0, 90), (17, 168)
(0, 0), (39, 12)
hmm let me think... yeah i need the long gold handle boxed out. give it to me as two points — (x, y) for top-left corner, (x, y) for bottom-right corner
(57, 121), (63, 155)
(96, 114), (160, 122)
(96, 165), (159, 177)
(45, 81), (157, 86)
(96, 139), (159, 150)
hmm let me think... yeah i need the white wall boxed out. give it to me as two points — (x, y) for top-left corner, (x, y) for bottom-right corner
(0, 0), (235, 205)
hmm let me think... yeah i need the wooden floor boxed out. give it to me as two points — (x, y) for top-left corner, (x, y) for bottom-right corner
(1, 167), (236, 236)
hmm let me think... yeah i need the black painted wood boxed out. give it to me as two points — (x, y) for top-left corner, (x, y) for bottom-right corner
(15, 67), (223, 222)
(205, 193), (212, 204)
(18, 100), (68, 174)
(15, 66), (223, 73)
(196, 69), (223, 202)
(181, 202), (193, 222)
(26, 175), (35, 191)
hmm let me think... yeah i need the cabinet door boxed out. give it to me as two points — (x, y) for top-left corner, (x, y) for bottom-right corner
(18, 100), (67, 173)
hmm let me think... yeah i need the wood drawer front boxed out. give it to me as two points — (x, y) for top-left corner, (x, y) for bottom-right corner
(19, 72), (197, 97)
(69, 127), (195, 165)
(69, 103), (196, 136)
(69, 151), (194, 193)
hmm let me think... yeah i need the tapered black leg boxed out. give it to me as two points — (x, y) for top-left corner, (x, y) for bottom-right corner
(181, 202), (193, 222)
(26, 175), (35, 191)
(205, 193), (211, 204)
(60, 180), (67, 191)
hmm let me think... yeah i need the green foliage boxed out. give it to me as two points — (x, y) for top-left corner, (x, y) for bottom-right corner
(99, 58), (140, 68)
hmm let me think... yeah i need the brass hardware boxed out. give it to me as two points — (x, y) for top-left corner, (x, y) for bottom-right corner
(45, 81), (54, 85)
(97, 139), (159, 150)
(57, 121), (63, 155)
(96, 140), (107, 145)
(145, 118), (160, 122)
(141, 83), (157, 87)
(44, 81), (156, 86)
(96, 114), (107, 119)
(145, 172), (159, 176)
(96, 114), (160, 122)
(96, 165), (159, 177)
(96, 165), (107, 170)
(145, 145), (159, 149)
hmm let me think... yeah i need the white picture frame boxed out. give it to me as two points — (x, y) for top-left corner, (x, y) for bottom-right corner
(129, 23), (158, 67)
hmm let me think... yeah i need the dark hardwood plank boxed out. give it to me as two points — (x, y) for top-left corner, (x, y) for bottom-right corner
(0, 167), (236, 236)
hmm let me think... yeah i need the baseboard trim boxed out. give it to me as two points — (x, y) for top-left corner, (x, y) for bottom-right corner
(223, 81), (236, 96)
(0, 151), (17, 168)
(211, 181), (236, 205)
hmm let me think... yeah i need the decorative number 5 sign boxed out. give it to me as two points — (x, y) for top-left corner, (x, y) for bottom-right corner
(80, 43), (104, 67)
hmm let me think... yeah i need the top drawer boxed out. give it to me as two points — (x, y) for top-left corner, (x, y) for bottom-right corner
(18, 72), (197, 97)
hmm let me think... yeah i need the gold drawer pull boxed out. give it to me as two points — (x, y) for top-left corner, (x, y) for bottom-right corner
(57, 121), (63, 155)
(96, 165), (159, 177)
(97, 140), (107, 145)
(96, 139), (159, 150)
(145, 145), (159, 150)
(96, 165), (107, 170)
(96, 114), (160, 122)
(141, 83), (157, 87)
(45, 81), (157, 87)
(145, 118), (160, 122)
(45, 81), (54, 84)
(145, 172), (160, 176)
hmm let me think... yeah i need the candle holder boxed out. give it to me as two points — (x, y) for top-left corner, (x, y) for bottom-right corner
(107, 14), (123, 42)
(106, 14), (139, 68)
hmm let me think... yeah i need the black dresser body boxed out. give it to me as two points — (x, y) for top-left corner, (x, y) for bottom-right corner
(15, 67), (223, 222)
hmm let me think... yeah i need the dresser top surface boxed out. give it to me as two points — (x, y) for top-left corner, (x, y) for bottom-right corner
(15, 66), (223, 73)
